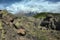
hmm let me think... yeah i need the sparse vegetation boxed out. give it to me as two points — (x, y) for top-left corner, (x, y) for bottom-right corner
(33, 12), (60, 18)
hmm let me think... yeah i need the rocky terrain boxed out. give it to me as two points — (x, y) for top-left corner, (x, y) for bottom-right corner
(0, 10), (60, 40)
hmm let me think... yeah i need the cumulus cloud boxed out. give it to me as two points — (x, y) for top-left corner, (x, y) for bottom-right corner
(0, 0), (60, 13)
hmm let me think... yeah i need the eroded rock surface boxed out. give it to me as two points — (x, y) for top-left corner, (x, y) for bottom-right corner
(0, 10), (60, 40)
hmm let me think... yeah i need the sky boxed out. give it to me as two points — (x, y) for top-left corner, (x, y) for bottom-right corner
(0, 0), (60, 13)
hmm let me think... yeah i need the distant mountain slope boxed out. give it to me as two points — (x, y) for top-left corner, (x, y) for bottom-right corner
(14, 12), (36, 17)
(33, 12), (60, 18)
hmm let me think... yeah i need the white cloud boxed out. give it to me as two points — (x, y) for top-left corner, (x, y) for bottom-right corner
(0, 0), (60, 13)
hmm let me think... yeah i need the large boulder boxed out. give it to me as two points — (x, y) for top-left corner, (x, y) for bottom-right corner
(40, 14), (60, 30)
(54, 21), (60, 30)
(40, 14), (56, 29)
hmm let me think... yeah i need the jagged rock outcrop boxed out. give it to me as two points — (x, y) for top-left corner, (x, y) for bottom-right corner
(0, 10), (60, 40)
(0, 10), (27, 40)
(0, 10), (41, 40)
(40, 14), (60, 30)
